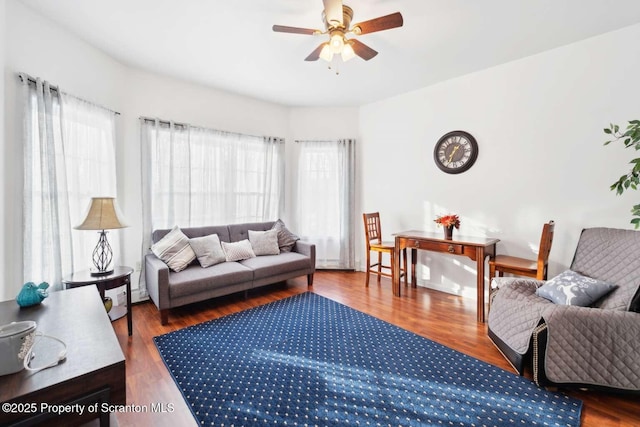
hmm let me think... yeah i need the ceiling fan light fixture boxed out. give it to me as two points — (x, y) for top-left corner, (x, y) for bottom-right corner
(319, 43), (334, 62)
(341, 41), (356, 62)
(329, 32), (345, 54)
(273, 2), (403, 64)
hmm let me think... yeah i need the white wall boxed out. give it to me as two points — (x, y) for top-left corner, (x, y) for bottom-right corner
(359, 23), (640, 298)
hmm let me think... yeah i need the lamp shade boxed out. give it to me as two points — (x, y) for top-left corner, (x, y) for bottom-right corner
(75, 197), (128, 231)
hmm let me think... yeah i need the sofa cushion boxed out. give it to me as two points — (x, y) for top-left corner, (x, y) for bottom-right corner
(151, 226), (196, 272)
(239, 252), (311, 280)
(222, 239), (256, 262)
(168, 262), (253, 298)
(271, 219), (300, 253)
(248, 229), (280, 256)
(189, 234), (226, 268)
(536, 270), (617, 307)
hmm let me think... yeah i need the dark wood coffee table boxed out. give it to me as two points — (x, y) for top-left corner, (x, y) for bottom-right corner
(0, 286), (125, 426)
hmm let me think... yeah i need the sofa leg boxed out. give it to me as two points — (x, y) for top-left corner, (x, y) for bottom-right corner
(160, 309), (169, 326)
(307, 274), (314, 287)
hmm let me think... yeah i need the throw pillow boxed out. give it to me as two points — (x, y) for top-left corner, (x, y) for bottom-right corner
(536, 270), (617, 307)
(248, 229), (280, 256)
(271, 219), (300, 252)
(189, 234), (226, 268)
(222, 239), (256, 262)
(151, 226), (196, 272)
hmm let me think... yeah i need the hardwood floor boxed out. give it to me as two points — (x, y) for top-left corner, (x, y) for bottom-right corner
(111, 271), (639, 427)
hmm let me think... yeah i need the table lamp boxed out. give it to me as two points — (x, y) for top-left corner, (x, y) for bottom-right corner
(75, 197), (128, 276)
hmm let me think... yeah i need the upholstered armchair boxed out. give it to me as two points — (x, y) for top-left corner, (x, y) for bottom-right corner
(488, 227), (640, 393)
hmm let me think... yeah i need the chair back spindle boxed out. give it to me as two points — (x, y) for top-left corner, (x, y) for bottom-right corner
(362, 212), (407, 287)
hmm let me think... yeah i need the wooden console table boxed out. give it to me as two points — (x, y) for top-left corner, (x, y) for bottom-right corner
(393, 230), (499, 323)
(0, 286), (125, 426)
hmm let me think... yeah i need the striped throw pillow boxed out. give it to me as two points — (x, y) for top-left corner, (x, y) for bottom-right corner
(151, 226), (196, 272)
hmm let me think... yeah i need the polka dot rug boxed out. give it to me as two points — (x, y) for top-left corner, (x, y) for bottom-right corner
(154, 292), (582, 427)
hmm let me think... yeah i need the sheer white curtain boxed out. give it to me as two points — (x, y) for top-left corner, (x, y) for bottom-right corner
(294, 139), (355, 269)
(21, 76), (118, 290)
(22, 78), (70, 290)
(188, 129), (284, 225)
(140, 119), (284, 292)
(60, 94), (119, 273)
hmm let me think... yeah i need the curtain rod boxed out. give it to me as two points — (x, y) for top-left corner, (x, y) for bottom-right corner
(140, 116), (284, 142)
(140, 116), (187, 128)
(18, 73), (121, 116)
(295, 139), (354, 143)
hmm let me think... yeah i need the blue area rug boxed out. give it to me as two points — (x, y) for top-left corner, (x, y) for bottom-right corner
(154, 292), (582, 426)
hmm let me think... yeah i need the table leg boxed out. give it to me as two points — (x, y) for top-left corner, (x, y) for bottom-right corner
(393, 237), (401, 296)
(476, 247), (486, 323)
(125, 276), (132, 336)
(411, 248), (418, 287)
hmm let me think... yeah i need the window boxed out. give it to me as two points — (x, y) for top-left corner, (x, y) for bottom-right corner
(22, 76), (118, 289)
(294, 139), (355, 269)
(141, 120), (284, 229)
(139, 119), (285, 292)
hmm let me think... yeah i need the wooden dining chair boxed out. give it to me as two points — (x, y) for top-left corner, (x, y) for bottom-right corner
(489, 220), (555, 281)
(363, 212), (407, 287)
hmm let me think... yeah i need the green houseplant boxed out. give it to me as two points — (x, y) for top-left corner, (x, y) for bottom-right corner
(604, 120), (640, 228)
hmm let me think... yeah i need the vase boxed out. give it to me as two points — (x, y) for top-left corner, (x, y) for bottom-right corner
(103, 296), (113, 313)
(444, 225), (454, 240)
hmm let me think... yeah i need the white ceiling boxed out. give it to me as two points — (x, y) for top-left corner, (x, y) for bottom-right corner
(19, 0), (640, 107)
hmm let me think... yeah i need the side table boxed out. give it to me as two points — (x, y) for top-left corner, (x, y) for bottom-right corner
(62, 266), (134, 336)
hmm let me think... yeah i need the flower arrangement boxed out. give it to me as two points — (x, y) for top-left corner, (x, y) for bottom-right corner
(434, 214), (460, 229)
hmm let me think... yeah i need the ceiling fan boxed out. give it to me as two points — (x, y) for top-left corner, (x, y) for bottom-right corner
(272, 0), (403, 63)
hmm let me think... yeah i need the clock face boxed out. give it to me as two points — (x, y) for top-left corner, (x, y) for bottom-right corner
(433, 130), (479, 174)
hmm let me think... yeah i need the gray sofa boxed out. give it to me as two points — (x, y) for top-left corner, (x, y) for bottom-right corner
(145, 221), (315, 325)
(488, 227), (640, 393)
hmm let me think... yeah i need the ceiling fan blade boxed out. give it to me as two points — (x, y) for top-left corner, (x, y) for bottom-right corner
(305, 43), (326, 61)
(350, 39), (378, 61)
(352, 12), (403, 35)
(323, 0), (344, 27)
(272, 25), (319, 35)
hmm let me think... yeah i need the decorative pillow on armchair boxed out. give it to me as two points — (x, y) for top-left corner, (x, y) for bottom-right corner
(536, 270), (617, 307)
(151, 226), (196, 272)
(248, 229), (280, 256)
(222, 239), (256, 262)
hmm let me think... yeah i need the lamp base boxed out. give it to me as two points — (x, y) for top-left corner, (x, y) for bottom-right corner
(91, 268), (114, 277)
(92, 230), (114, 277)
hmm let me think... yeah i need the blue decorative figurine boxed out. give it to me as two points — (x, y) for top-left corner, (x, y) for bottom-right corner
(16, 282), (50, 307)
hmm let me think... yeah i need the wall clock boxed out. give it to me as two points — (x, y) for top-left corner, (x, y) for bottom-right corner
(433, 130), (479, 174)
